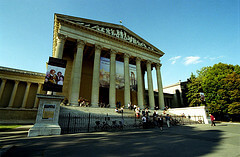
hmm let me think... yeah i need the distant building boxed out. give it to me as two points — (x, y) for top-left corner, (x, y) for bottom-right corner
(163, 80), (188, 108)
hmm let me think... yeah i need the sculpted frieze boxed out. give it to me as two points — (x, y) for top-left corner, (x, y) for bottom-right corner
(71, 20), (155, 51)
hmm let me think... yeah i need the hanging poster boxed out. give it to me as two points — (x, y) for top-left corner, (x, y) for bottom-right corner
(43, 57), (67, 92)
(99, 57), (137, 90)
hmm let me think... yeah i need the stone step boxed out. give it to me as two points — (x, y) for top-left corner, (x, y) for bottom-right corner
(60, 106), (136, 117)
(60, 106), (173, 117)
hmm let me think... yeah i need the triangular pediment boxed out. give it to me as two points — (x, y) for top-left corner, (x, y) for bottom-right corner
(55, 13), (164, 56)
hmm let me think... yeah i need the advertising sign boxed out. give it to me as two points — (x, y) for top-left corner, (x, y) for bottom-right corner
(43, 57), (67, 92)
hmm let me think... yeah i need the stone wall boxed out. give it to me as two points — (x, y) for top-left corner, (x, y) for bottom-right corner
(0, 108), (37, 124)
(168, 106), (209, 124)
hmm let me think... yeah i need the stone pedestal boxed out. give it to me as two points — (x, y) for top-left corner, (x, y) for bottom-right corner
(28, 94), (64, 137)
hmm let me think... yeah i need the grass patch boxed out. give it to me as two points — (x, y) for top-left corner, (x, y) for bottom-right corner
(0, 125), (21, 131)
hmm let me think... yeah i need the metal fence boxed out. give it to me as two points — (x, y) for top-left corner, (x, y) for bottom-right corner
(170, 115), (204, 125)
(59, 113), (142, 134)
(59, 113), (204, 134)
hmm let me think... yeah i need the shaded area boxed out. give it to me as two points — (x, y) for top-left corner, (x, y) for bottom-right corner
(1, 124), (240, 157)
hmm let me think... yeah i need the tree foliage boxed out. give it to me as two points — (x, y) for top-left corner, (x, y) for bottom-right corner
(186, 73), (203, 107)
(186, 63), (240, 114)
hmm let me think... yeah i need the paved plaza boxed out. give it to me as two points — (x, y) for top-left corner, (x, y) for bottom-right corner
(1, 123), (239, 157)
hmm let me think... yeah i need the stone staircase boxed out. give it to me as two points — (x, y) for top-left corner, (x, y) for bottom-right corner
(60, 106), (136, 117)
(60, 106), (172, 117)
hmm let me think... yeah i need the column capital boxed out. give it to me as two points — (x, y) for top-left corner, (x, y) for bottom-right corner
(1, 78), (7, 83)
(136, 57), (142, 62)
(95, 44), (102, 51)
(15, 80), (20, 84)
(110, 49), (117, 56)
(155, 63), (162, 68)
(124, 53), (131, 59)
(26, 82), (31, 86)
(146, 60), (153, 65)
(57, 33), (67, 41)
(77, 39), (86, 48)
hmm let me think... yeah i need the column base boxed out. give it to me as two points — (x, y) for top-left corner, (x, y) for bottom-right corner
(91, 103), (99, 108)
(109, 103), (116, 108)
(70, 103), (79, 107)
(149, 107), (155, 110)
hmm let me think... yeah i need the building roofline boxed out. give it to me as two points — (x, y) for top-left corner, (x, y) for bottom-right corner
(0, 66), (45, 77)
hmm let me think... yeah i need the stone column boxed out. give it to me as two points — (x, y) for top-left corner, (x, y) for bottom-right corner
(55, 33), (67, 59)
(136, 57), (144, 109)
(69, 40), (85, 106)
(156, 63), (165, 109)
(0, 79), (7, 101)
(8, 80), (19, 108)
(109, 49), (117, 108)
(21, 82), (31, 108)
(124, 53), (131, 107)
(142, 69), (146, 105)
(147, 61), (155, 109)
(91, 45), (102, 107)
(34, 83), (42, 108)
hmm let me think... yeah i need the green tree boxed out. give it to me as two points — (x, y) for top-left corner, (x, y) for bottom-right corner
(186, 73), (203, 107)
(186, 63), (240, 115)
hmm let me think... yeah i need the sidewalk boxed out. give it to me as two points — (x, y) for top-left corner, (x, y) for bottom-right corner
(1, 124), (239, 157)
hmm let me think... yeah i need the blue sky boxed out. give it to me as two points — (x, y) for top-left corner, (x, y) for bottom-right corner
(0, 0), (239, 89)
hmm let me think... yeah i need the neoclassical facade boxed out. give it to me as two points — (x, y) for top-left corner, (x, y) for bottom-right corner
(53, 14), (165, 109)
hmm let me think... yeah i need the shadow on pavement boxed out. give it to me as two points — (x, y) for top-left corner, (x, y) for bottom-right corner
(2, 125), (224, 157)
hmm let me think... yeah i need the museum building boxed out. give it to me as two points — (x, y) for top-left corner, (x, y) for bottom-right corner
(0, 14), (166, 121)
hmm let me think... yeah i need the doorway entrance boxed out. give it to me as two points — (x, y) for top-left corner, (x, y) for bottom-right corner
(99, 87), (109, 107)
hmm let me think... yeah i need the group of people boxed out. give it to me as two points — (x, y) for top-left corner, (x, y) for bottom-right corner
(115, 101), (124, 113)
(78, 97), (90, 107)
(115, 107), (124, 113)
(141, 111), (166, 130)
(99, 102), (110, 108)
(127, 102), (142, 111)
(45, 69), (64, 85)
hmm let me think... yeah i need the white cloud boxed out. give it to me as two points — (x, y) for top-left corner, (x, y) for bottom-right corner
(204, 56), (224, 61)
(169, 56), (181, 64)
(184, 56), (202, 65)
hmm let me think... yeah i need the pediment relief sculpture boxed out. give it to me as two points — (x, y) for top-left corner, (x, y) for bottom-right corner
(56, 14), (160, 53)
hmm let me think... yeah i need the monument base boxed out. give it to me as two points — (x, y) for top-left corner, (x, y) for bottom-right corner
(28, 94), (64, 137)
(28, 123), (61, 137)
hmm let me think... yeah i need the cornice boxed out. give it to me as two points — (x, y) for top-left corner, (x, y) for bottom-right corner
(0, 66), (45, 77)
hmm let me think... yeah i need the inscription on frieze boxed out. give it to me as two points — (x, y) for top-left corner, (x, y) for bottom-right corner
(70, 20), (155, 51)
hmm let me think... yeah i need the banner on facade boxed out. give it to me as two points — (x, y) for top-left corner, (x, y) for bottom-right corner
(43, 57), (67, 92)
(99, 57), (137, 90)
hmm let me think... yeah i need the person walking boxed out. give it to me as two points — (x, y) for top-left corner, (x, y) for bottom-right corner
(166, 114), (170, 128)
(158, 115), (164, 131)
(142, 115), (147, 129)
(210, 114), (216, 126)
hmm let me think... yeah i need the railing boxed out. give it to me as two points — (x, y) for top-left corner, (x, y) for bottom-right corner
(58, 113), (204, 134)
(59, 113), (142, 134)
(169, 115), (204, 125)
